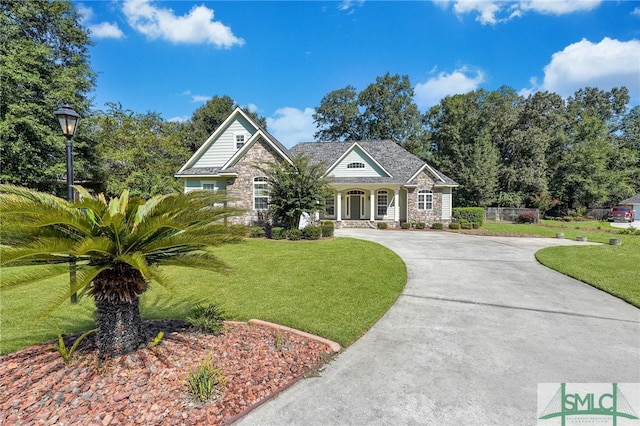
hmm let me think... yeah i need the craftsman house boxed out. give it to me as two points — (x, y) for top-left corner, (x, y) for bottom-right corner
(175, 108), (458, 227)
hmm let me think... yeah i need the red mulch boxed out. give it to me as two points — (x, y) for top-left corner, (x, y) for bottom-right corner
(0, 320), (334, 425)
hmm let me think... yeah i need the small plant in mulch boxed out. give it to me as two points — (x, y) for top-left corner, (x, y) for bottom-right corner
(49, 328), (96, 366)
(185, 355), (227, 402)
(186, 304), (226, 335)
(273, 331), (290, 351)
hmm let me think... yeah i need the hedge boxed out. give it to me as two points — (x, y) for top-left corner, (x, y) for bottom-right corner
(452, 207), (484, 226)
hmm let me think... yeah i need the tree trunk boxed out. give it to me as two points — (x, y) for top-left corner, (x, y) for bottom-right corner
(94, 296), (144, 357)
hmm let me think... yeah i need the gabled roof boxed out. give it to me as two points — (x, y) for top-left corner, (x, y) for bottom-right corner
(175, 107), (291, 178)
(620, 194), (640, 204)
(290, 140), (458, 186)
(324, 142), (392, 178)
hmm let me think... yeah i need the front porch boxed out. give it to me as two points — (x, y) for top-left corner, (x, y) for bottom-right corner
(320, 186), (406, 224)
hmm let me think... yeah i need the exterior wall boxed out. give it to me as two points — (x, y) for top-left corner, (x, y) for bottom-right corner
(329, 147), (387, 177)
(183, 178), (227, 192)
(226, 137), (285, 225)
(193, 118), (254, 168)
(406, 169), (444, 224)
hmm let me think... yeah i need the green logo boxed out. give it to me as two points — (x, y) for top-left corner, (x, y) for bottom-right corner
(539, 383), (639, 426)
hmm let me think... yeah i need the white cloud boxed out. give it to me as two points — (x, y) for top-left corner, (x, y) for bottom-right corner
(244, 103), (259, 113)
(122, 0), (244, 48)
(414, 67), (486, 109)
(443, 0), (602, 25)
(90, 22), (125, 39)
(191, 95), (212, 103)
(632, 7), (640, 17)
(266, 107), (317, 148)
(538, 37), (640, 98)
(77, 3), (124, 40)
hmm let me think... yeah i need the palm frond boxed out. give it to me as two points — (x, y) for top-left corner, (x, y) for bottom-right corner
(159, 252), (231, 274)
(146, 265), (175, 292)
(113, 252), (152, 280)
(0, 264), (70, 290)
(71, 237), (115, 258)
(1, 238), (77, 266)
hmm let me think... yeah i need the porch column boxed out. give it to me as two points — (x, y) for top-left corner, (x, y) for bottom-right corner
(336, 191), (342, 222)
(394, 188), (400, 223)
(370, 189), (375, 221)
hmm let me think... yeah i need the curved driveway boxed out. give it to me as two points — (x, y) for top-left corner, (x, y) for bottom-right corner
(236, 229), (640, 425)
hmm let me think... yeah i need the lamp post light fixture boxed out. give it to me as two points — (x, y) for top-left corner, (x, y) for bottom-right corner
(54, 104), (81, 202)
(54, 104), (81, 303)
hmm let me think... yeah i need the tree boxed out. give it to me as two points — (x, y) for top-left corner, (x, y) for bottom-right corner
(0, 185), (244, 357)
(83, 103), (190, 198)
(312, 73), (425, 150)
(313, 85), (361, 141)
(425, 90), (499, 207)
(0, 0), (96, 194)
(256, 155), (332, 229)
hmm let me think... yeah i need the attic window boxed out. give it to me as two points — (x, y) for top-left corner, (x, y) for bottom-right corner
(235, 134), (245, 149)
(347, 162), (365, 169)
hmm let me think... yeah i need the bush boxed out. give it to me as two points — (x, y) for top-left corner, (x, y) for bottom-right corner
(249, 226), (266, 238)
(415, 222), (426, 230)
(302, 225), (322, 240)
(185, 356), (227, 402)
(187, 304), (226, 335)
(472, 222), (481, 229)
(460, 222), (473, 229)
(448, 222), (461, 230)
(400, 222), (411, 229)
(270, 227), (286, 240)
(431, 222), (444, 230)
(452, 207), (484, 226)
(516, 211), (538, 224)
(320, 221), (334, 237)
(377, 222), (388, 230)
(287, 229), (302, 240)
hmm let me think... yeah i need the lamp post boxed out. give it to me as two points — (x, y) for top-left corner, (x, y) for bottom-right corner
(54, 104), (81, 303)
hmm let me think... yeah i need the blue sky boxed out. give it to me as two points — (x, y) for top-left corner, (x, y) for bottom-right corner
(77, 0), (640, 147)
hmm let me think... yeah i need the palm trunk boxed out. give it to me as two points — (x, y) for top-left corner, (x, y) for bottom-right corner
(94, 296), (144, 357)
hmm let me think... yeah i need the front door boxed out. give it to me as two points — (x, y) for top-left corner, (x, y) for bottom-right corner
(350, 195), (361, 219)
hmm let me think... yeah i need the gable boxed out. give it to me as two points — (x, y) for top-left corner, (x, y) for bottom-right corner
(191, 116), (255, 169)
(326, 144), (391, 178)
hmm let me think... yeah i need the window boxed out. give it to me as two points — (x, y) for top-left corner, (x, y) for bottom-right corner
(235, 134), (245, 149)
(253, 177), (268, 210)
(324, 196), (335, 216)
(418, 190), (433, 210)
(377, 191), (388, 217)
(202, 183), (217, 191)
(347, 162), (365, 169)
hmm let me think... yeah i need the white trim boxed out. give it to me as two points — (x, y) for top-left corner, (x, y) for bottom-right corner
(223, 130), (292, 169)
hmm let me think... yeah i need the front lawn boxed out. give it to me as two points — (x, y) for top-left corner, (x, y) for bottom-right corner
(0, 237), (406, 355)
(481, 222), (640, 308)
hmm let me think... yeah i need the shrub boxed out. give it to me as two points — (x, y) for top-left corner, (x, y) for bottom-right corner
(185, 356), (227, 402)
(415, 222), (426, 230)
(287, 229), (302, 240)
(452, 207), (485, 226)
(472, 222), (481, 229)
(460, 222), (473, 229)
(400, 222), (411, 229)
(249, 226), (266, 238)
(187, 304), (226, 335)
(377, 222), (388, 230)
(302, 225), (322, 240)
(320, 221), (334, 237)
(516, 211), (538, 224)
(431, 222), (444, 230)
(448, 222), (461, 230)
(562, 216), (574, 222)
(270, 227), (286, 240)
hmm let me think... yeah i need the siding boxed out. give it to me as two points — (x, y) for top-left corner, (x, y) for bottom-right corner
(329, 146), (388, 178)
(192, 118), (255, 168)
(183, 178), (227, 193)
(442, 188), (452, 219)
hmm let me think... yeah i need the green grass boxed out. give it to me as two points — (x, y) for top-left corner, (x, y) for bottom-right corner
(480, 221), (640, 308)
(0, 237), (406, 355)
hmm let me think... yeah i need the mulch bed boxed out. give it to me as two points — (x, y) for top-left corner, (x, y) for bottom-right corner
(0, 320), (335, 425)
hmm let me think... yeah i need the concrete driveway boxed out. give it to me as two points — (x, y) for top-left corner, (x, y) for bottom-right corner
(235, 229), (640, 425)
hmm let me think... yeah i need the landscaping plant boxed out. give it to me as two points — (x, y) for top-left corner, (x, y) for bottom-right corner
(0, 185), (243, 358)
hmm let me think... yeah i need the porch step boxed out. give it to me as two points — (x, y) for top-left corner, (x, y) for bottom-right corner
(339, 220), (377, 229)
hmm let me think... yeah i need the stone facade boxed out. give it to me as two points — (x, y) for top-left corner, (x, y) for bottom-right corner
(226, 137), (285, 225)
(405, 169), (444, 224)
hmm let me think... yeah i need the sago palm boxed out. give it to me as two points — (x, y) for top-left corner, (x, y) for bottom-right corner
(0, 185), (244, 357)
